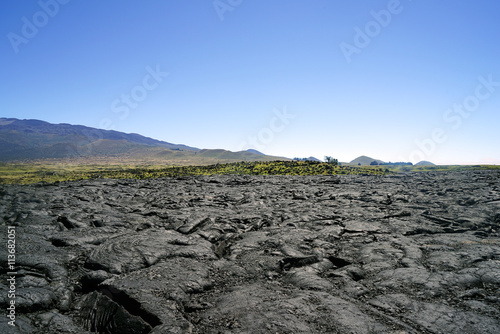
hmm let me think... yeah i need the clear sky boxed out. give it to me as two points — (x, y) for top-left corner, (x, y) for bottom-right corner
(2, 0), (499, 164)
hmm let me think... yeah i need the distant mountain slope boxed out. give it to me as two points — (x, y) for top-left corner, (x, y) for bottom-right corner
(0, 117), (196, 152)
(0, 118), (287, 163)
(415, 160), (436, 166)
(245, 149), (264, 155)
(349, 155), (385, 165)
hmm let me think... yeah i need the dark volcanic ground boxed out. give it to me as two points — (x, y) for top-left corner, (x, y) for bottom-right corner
(1, 171), (500, 333)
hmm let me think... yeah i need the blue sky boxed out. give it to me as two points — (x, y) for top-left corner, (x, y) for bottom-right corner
(2, 0), (499, 164)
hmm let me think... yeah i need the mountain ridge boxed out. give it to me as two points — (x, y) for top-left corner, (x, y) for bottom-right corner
(0, 118), (287, 163)
(0, 117), (198, 150)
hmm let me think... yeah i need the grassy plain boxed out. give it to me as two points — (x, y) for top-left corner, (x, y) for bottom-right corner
(1, 160), (499, 185)
(0, 160), (388, 184)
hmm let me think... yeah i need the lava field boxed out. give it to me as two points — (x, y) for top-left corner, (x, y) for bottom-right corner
(1, 170), (500, 333)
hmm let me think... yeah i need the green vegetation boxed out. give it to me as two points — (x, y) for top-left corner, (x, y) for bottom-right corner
(324, 156), (339, 166)
(1, 161), (498, 185)
(0, 160), (393, 184)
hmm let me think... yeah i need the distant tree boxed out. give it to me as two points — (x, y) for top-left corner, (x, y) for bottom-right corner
(358, 163), (361, 166)
(370, 160), (379, 165)
(324, 156), (339, 166)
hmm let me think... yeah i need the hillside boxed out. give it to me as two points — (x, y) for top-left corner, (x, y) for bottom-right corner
(349, 155), (385, 165)
(0, 118), (286, 164)
(415, 160), (436, 166)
